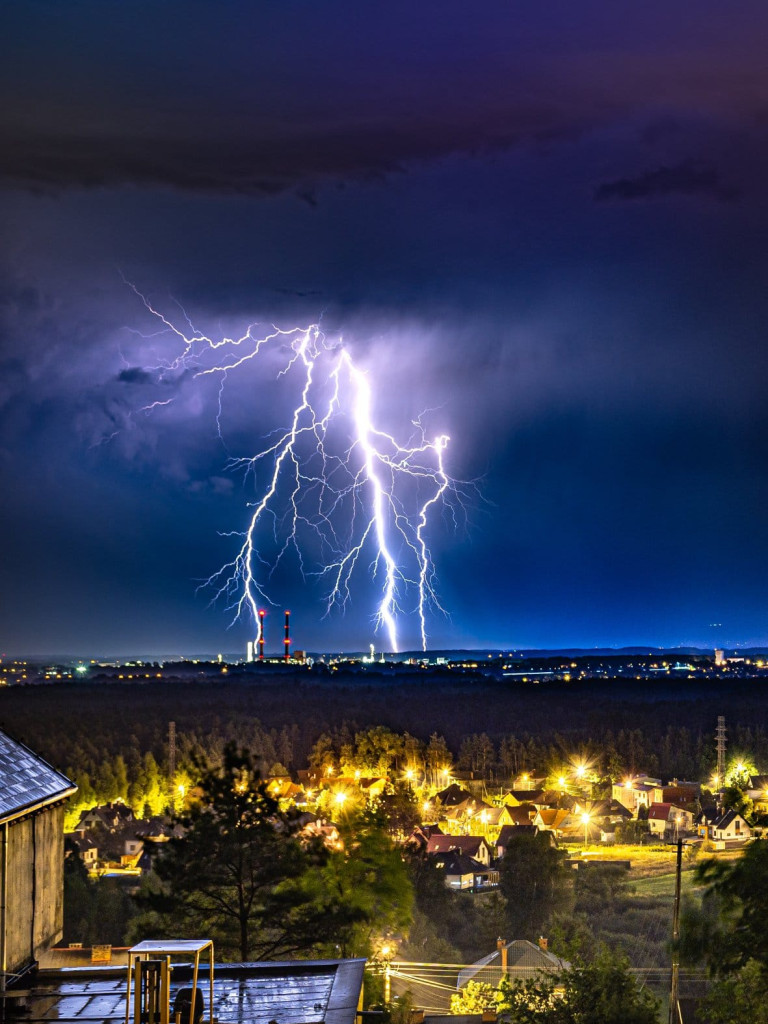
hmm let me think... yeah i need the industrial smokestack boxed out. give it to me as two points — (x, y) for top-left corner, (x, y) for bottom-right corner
(284, 610), (291, 662)
(258, 609), (265, 661)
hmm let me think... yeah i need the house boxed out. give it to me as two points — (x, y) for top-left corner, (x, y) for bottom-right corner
(505, 789), (545, 807)
(0, 729), (77, 982)
(511, 774), (547, 790)
(695, 806), (720, 838)
(611, 777), (663, 815)
(532, 808), (571, 835)
(134, 816), (183, 841)
(78, 802), (134, 832)
(478, 805), (516, 829)
(711, 809), (751, 842)
(266, 776), (304, 801)
(426, 835), (493, 866)
(428, 850), (488, 890)
(662, 781), (700, 805)
(503, 803), (536, 826)
(405, 824), (444, 852)
(300, 816), (343, 850)
(647, 803), (694, 837)
(495, 824), (550, 858)
(435, 785), (492, 822)
(65, 834), (99, 868)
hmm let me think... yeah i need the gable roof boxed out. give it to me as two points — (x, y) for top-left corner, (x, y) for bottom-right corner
(648, 802), (672, 820)
(426, 835), (489, 858)
(496, 824), (543, 852)
(0, 729), (76, 822)
(507, 789), (545, 804)
(457, 939), (569, 989)
(435, 783), (473, 806)
(429, 850), (483, 875)
(505, 803), (536, 825)
(535, 808), (570, 829)
(713, 809), (747, 831)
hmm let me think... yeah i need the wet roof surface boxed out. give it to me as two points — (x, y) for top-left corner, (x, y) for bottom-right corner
(22, 961), (364, 1024)
(0, 730), (75, 819)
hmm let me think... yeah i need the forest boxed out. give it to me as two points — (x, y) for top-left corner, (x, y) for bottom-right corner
(2, 672), (768, 822)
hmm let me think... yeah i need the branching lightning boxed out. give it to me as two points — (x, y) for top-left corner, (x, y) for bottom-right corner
(123, 287), (467, 651)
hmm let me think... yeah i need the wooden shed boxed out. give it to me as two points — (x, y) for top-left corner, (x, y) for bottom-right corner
(0, 729), (76, 988)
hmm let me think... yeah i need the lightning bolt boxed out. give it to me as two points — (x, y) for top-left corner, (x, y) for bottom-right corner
(122, 288), (467, 652)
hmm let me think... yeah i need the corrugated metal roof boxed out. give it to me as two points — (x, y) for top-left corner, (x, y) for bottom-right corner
(0, 729), (75, 820)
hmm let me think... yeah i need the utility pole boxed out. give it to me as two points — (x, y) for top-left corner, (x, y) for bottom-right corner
(668, 839), (682, 1024)
(168, 721), (176, 792)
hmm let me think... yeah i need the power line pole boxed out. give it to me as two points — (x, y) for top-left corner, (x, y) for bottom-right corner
(668, 839), (682, 1024)
(168, 720), (176, 790)
(716, 716), (726, 796)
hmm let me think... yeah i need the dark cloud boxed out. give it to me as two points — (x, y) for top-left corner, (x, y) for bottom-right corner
(594, 160), (739, 202)
(3, 3), (768, 197)
(117, 366), (152, 384)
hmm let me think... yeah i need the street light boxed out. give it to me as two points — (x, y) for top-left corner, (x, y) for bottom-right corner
(380, 942), (395, 1003)
(581, 812), (591, 850)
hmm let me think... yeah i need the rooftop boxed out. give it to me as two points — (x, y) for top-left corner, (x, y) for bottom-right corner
(14, 960), (365, 1024)
(0, 729), (76, 821)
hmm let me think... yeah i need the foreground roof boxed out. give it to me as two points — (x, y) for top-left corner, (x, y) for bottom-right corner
(23, 959), (365, 1024)
(0, 729), (76, 822)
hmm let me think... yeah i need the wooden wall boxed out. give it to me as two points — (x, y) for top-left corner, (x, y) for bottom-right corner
(2, 804), (65, 975)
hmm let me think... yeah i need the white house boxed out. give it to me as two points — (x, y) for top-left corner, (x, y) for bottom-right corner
(647, 802), (694, 837)
(711, 809), (751, 842)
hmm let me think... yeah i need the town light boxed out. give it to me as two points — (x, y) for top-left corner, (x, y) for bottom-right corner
(581, 811), (591, 849)
(334, 791), (348, 807)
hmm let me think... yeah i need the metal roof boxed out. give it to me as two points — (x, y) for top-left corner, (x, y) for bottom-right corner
(0, 729), (76, 821)
(22, 960), (365, 1024)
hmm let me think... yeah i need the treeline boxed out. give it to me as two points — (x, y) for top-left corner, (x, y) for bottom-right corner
(4, 676), (768, 814)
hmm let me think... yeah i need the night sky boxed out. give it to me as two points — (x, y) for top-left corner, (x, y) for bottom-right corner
(3, 2), (768, 656)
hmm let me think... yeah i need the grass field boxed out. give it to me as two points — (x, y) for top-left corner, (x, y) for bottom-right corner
(628, 870), (697, 898)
